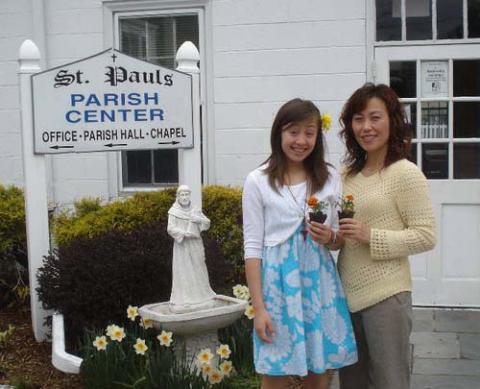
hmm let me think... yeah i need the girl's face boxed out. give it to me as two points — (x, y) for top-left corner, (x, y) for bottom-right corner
(351, 97), (390, 157)
(281, 116), (318, 165)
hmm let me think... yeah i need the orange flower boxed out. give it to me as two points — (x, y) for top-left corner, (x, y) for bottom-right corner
(307, 196), (319, 207)
(346, 194), (354, 201)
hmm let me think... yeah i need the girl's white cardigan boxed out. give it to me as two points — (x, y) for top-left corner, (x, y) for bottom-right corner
(242, 165), (341, 259)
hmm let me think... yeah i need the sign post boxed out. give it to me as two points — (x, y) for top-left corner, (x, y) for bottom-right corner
(18, 40), (50, 341)
(19, 40), (202, 342)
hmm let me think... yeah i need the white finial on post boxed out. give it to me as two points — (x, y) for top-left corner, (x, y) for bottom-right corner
(176, 41), (202, 207)
(18, 39), (50, 341)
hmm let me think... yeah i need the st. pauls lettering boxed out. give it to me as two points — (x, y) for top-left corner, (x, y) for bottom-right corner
(54, 69), (86, 88)
(105, 66), (173, 87)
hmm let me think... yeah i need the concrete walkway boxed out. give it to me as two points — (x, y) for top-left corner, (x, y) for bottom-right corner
(330, 308), (480, 389)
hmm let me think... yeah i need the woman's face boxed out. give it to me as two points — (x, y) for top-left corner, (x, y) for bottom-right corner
(177, 190), (191, 207)
(281, 116), (318, 166)
(351, 97), (390, 157)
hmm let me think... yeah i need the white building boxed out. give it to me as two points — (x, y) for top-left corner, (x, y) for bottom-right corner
(1, 0), (479, 307)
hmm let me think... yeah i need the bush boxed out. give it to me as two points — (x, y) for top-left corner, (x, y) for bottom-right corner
(0, 184), (29, 309)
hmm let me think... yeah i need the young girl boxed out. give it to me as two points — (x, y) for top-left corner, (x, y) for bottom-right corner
(336, 84), (436, 389)
(242, 99), (357, 389)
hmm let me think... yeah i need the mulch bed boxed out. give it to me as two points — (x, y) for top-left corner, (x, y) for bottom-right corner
(0, 308), (83, 388)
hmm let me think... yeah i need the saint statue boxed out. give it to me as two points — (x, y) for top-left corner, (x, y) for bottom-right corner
(167, 185), (216, 313)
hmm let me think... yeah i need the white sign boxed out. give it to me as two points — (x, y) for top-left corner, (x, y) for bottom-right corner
(421, 61), (448, 98)
(32, 49), (193, 154)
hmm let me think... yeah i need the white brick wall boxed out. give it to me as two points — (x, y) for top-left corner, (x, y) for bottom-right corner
(212, 0), (367, 186)
(0, 0), (368, 202)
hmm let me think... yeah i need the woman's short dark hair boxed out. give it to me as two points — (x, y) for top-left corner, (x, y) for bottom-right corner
(339, 83), (412, 175)
(263, 98), (330, 194)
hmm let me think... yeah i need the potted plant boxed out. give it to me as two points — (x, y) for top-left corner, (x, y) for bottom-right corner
(337, 194), (355, 220)
(307, 196), (328, 224)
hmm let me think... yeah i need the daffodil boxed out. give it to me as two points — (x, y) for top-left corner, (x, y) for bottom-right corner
(110, 326), (126, 342)
(208, 370), (224, 384)
(105, 324), (116, 337)
(232, 284), (250, 301)
(127, 305), (139, 321)
(244, 304), (255, 320)
(321, 113), (332, 131)
(93, 335), (108, 351)
(133, 338), (148, 355)
(216, 344), (231, 359)
(201, 364), (213, 377)
(196, 348), (214, 366)
(219, 360), (233, 377)
(157, 330), (173, 347)
(140, 318), (154, 329)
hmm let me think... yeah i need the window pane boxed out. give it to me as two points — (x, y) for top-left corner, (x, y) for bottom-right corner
(376, 0), (401, 41)
(120, 19), (147, 59)
(454, 60), (480, 96)
(468, 0), (480, 38)
(422, 143), (449, 179)
(148, 18), (174, 59)
(408, 142), (418, 164)
(124, 150), (152, 185)
(454, 143), (480, 178)
(176, 15), (199, 50)
(454, 102), (480, 138)
(390, 61), (416, 98)
(154, 150), (179, 183)
(421, 102), (449, 138)
(404, 102), (417, 138)
(437, 0), (463, 39)
(406, 0), (432, 40)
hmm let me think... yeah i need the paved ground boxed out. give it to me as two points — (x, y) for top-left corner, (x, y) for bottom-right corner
(330, 308), (480, 389)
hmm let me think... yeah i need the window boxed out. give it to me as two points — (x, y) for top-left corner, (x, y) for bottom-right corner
(376, 0), (480, 41)
(390, 59), (480, 179)
(119, 15), (199, 187)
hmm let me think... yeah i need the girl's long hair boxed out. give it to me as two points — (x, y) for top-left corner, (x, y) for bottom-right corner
(263, 98), (330, 194)
(339, 83), (412, 176)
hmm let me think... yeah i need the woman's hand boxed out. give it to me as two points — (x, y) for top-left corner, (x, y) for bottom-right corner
(339, 218), (371, 243)
(307, 220), (333, 245)
(254, 307), (275, 343)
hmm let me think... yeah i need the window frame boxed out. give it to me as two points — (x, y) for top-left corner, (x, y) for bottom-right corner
(102, 0), (212, 195)
(373, 0), (480, 45)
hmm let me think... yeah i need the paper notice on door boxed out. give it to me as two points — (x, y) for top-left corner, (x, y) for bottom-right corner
(421, 61), (448, 98)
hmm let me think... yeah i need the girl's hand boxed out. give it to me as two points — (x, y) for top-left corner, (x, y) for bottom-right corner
(339, 218), (371, 243)
(254, 307), (275, 343)
(307, 221), (333, 245)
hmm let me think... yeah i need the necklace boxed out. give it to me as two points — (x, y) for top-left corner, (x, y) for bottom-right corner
(285, 182), (308, 240)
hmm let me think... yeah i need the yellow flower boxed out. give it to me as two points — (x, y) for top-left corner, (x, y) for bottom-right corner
(219, 360), (233, 377)
(208, 370), (224, 384)
(133, 338), (148, 355)
(321, 113), (332, 131)
(196, 348), (214, 365)
(110, 326), (126, 342)
(201, 364), (213, 377)
(244, 304), (255, 320)
(105, 324), (116, 337)
(233, 284), (251, 301)
(157, 330), (173, 347)
(140, 318), (154, 329)
(216, 344), (231, 359)
(93, 335), (108, 351)
(127, 305), (139, 321)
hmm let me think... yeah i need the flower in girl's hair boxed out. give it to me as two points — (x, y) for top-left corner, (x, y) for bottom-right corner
(321, 113), (332, 131)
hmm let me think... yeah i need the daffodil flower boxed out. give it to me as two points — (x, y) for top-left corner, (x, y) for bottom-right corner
(133, 338), (148, 355)
(140, 318), (154, 329)
(244, 304), (255, 320)
(208, 370), (224, 384)
(93, 335), (108, 351)
(219, 360), (233, 377)
(110, 326), (126, 342)
(157, 330), (173, 347)
(321, 113), (332, 131)
(127, 305), (139, 321)
(196, 348), (214, 366)
(216, 344), (231, 359)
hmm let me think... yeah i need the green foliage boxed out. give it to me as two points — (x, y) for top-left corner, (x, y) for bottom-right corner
(0, 184), (28, 309)
(0, 324), (15, 347)
(219, 317), (254, 375)
(73, 197), (102, 218)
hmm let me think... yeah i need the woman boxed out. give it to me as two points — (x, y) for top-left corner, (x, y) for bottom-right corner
(335, 83), (436, 389)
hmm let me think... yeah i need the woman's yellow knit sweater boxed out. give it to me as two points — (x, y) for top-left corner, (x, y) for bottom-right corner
(338, 159), (436, 313)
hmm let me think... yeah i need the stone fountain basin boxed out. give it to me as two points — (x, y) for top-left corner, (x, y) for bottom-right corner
(139, 295), (247, 335)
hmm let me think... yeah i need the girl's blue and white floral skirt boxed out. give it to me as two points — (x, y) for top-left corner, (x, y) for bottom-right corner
(254, 227), (358, 376)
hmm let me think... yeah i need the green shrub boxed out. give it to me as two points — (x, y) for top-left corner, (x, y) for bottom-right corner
(0, 184), (28, 309)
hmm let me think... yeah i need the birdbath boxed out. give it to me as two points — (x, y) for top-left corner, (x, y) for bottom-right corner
(139, 185), (247, 364)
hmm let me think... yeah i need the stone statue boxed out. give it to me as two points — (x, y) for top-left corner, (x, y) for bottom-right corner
(167, 185), (216, 313)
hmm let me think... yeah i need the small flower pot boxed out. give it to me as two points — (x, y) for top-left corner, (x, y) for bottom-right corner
(338, 210), (355, 220)
(309, 211), (327, 224)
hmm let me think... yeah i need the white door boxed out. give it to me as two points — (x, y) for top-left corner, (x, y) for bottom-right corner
(375, 45), (480, 307)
